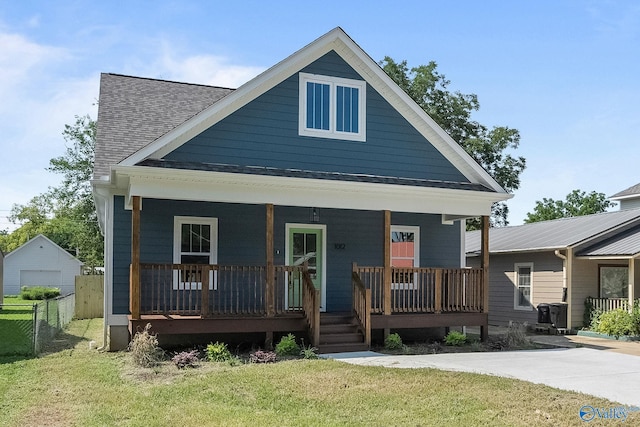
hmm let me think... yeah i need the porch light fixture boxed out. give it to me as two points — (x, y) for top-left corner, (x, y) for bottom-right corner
(310, 207), (320, 223)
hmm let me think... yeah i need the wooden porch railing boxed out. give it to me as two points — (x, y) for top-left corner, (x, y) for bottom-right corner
(352, 264), (371, 346)
(301, 269), (320, 347)
(137, 263), (314, 317)
(353, 264), (484, 314)
(586, 297), (640, 313)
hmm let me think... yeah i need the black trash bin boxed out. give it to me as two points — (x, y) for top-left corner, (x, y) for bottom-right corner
(549, 302), (568, 328)
(537, 303), (551, 324)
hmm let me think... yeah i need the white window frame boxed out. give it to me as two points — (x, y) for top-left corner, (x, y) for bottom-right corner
(513, 262), (533, 311)
(173, 216), (218, 290)
(598, 265), (629, 298)
(390, 225), (420, 290)
(298, 72), (366, 142)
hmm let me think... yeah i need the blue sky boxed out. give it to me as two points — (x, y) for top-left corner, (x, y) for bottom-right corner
(1, 1), (639, 231)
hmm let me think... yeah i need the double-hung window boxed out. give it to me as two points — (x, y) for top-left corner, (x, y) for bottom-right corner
(173, 216), (218, 290)
(514, 263), (533, 310)
(299, 73), (366, 142)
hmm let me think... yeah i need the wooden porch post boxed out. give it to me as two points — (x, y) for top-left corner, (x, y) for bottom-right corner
(266, 204), (275, 317)
(480, 215), (490, 341)
(130, 196), (141, 320)
(383, 210), (392, 316)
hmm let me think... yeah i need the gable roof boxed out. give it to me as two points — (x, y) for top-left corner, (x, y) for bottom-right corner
(610, 183), (640, 201)
(5, 234), (83, 265)
(94, 27), (506, 195)
(575, 223), (640, 257)
(465, 208), (640, 254)
(94, 75), (233, 179)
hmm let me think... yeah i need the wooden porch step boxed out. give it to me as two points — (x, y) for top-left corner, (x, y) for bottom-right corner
(317, 312), (368, 354)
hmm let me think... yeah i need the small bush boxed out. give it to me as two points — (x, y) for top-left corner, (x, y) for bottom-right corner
(275, 333), (300, 357)
(384, 333), (403, 350)
(589, 309), (603, 331)
(444, 331), (467, 346)
(249, 350), (277, 364)
(129, 323), (164, 367)
(300, 345), (319, 359)
(596, 309), (637, 338)
(504, 322), (530, 348)
(20, 286), (61, 300)
(172, 350), (199, 369)
(206, 341), (233, 362)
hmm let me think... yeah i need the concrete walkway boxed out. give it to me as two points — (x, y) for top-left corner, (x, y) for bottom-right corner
(323, 342), (640, 407)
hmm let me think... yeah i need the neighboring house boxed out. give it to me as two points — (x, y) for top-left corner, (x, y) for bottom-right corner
(610, 183), (640, 211)
(3, 234), (83, 296)
(92, 27), (510, 351)
(466, 209), (640, 329)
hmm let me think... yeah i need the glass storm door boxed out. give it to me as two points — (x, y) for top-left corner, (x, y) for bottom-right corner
(287, 226), (323, 310)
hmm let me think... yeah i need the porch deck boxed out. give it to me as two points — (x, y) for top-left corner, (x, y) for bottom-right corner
(129, 262), (488, 350)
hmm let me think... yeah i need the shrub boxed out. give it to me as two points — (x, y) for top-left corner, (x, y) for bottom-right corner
(384, 333), (403, 350)
(129, 323), (164, 367)
(589, 309), (603, 331)
(504, 322), (530, 348)
(596, 308), (637, 338)
(300, 344), (319, 359)
(444, 330), (467, 346)
(249, 350), (277, 364)
(20, 286), (61, 300)
(206, 341), (233, 362)
(275, 333), (300, 357)
(171, 350), (200, 369)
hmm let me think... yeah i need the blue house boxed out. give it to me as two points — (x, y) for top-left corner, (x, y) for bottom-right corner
(92, 28), (509, 351)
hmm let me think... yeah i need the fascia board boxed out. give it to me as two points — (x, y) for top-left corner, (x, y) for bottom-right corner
(115, 165), (508, 217)
(118, 28), (506, 194)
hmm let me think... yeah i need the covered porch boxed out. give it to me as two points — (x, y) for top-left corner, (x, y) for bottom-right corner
(128, 196), (492, 351)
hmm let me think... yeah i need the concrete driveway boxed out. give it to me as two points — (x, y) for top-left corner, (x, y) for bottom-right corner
(324, 347), (640, 407)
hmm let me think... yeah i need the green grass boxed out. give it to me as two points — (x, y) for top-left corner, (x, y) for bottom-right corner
(0, 297), (37, 355)
(0, 319), (633, 426)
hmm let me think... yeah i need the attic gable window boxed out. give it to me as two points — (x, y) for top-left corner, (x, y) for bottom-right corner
(299, 73), (366, 142)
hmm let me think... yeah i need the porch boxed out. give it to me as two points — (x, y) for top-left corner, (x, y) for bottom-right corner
(129, 261), (488, 352)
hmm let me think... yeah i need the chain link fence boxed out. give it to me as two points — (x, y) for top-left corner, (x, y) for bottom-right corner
(0, 293), (76, 356)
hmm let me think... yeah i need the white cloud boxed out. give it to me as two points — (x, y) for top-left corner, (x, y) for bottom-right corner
(136, 41), (265, 88)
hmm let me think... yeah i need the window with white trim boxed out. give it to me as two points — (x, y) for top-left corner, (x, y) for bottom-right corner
(299, 72), (366, 142)
(173, 217), (218, 290)
(390, 225), (420, 290)
(514, 263), (533, 310)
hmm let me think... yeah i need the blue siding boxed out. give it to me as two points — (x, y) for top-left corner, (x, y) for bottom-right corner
(113, 196), (462, 313)
(165, 50), (468, 183)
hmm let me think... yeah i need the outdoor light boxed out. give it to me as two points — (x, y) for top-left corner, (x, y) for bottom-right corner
(310, 207), (320, 223)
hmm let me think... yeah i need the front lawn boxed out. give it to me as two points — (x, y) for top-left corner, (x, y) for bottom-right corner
(0, 319), (629, 426)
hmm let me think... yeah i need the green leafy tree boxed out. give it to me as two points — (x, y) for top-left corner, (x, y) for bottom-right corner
(380, 57), (526, 228)
(524, 190), (616, 223)
(0, 115), (103, 269)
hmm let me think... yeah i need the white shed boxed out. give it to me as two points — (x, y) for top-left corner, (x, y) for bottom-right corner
(3, 234), (83, 296)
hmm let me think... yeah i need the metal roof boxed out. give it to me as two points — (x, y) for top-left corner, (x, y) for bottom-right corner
(93, 73), (234, 179)
(138, 159), (493, 192)
(576, 224), (640, 257)
(466, 208), (640, 254)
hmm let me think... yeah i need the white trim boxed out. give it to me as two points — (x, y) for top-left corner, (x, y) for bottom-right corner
(513, 262), (534, 311)
(115, 27), (507, 194)
(284, 223), (327, 312)
(173, 216), (218, 290)
(298, 72), (366, 142)
(116, 165), (507, 217)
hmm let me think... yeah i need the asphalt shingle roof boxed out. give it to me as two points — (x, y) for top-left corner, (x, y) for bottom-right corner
(93, 73), (234, 178)
(466, 208), (640, 254)
(610, 183), (640, 199)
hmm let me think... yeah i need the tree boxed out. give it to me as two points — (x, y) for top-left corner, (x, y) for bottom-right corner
(524, 190), (616, 223)
(0, 115), (103, 269)
(380, 57), (526, 228)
